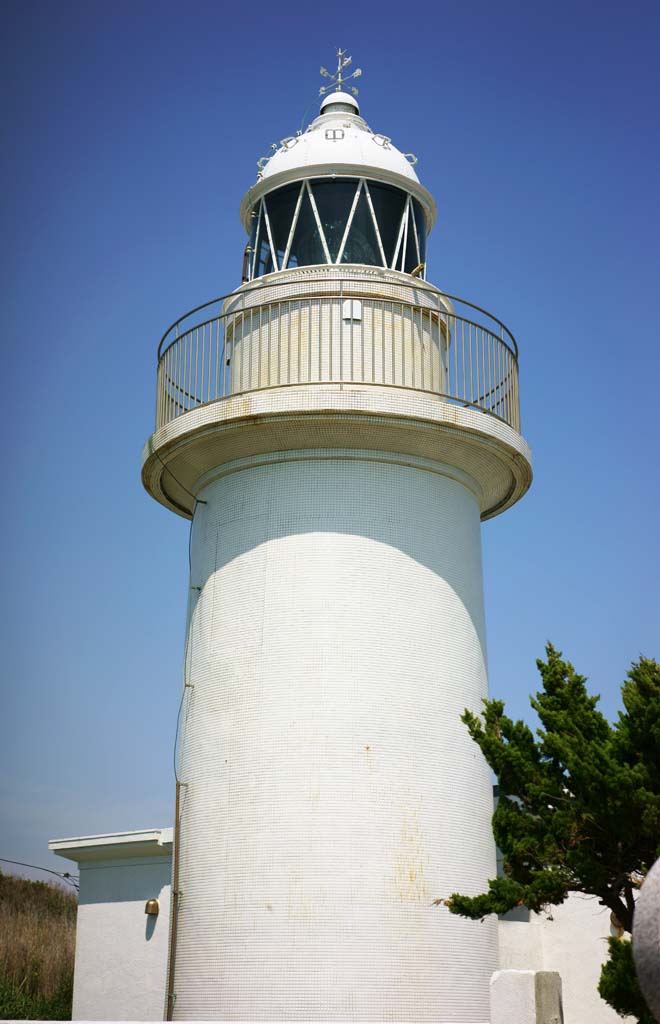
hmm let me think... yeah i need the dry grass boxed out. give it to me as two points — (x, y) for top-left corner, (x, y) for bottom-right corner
(0, 871), (77, 1019)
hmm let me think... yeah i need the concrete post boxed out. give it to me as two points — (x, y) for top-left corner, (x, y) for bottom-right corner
(491, 970), (564, 1024)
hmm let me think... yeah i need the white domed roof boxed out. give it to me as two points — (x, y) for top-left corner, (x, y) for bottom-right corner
(259, 96), (420, 185)
(319, 90), (360, 115)
(240, 88), (437, 234)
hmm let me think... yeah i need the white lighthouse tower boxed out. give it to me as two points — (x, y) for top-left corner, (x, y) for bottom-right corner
(142, 51), (532, 1023)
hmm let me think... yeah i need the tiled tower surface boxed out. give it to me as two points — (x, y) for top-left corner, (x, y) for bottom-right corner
(142, 63), (531, 1023)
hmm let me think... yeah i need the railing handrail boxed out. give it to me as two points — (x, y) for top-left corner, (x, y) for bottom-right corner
(158, 301), (519, 368)
(156, 275), (519, 362)
(153, 280), (521, 435)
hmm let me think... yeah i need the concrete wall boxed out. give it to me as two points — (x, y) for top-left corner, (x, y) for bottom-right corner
(72, 855), (171, 1021)
(173, 450), (498, 1021)
(498, 894), (621, 1024)
(60, 841), (621, 1023)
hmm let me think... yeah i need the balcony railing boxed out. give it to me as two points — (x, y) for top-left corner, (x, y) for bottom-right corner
(154, 278), (520, 433)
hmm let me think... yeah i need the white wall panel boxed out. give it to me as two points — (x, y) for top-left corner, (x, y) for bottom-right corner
(72, 856), (171, 1021)
(499, 896), (621, 1024)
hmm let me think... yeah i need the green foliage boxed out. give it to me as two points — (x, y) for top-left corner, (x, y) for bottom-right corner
(0, 977), (74, 1021)
(0, 871), (76, 1020)
(598, 938), (655, 1024)
(441, 646), (660, 1021)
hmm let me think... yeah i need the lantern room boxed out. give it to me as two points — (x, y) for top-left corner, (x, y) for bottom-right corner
(246, 176), (428, 279)
(240, 84), (436, 282)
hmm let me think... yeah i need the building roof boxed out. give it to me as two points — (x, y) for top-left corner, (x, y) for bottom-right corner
(259, 92), (420, 185)
(49, 828), (173, 863)
(240, 93), (436, 232)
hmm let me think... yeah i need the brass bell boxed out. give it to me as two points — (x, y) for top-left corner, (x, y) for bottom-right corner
(145, 899), (159, 916)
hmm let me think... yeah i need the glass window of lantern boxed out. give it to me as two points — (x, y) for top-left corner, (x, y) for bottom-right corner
(402, 202), (419, 273)
(265, 183), (302, 269)
(252, 205), (276, 277)
(413, 200), (427, 267)
(367, 182), (407, 268)
(286, 188), (326, 268)
(312, 179), (357, 261)
(248, 178), (426, 278)
(247, 209), (259, 264)
(339, 187), (380, 266)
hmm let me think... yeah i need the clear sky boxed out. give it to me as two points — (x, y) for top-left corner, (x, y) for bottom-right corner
(2, 0), (659, 883)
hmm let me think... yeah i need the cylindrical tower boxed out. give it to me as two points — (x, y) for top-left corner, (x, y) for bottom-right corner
(143, 55), (531, 1024)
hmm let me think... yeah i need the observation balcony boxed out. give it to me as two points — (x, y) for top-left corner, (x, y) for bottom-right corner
(142, 268), (531, 520)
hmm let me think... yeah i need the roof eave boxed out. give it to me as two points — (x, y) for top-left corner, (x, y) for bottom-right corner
(48, 828), (173, 863)
(240, 164), (438, 235)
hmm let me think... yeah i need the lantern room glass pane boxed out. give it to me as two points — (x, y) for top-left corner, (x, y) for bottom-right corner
(413, 199), (427, 267)
(248, 208), (259, 276)
(368, 183), (407, 267)
(311, 179), (358, 261)
(340, 189), (381, 266)
(286, 188), (326, 268)
(266, 183), (301, 269)
(253, 210), (275, 277)
(248, 178), (427, 278)
(403, 206), (419, 273)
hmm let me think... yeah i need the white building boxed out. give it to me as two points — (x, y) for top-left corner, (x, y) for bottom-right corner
(50, 826), (619, 1023)
(50, 53), (617, 1024)
(49, 831), (173, 1022)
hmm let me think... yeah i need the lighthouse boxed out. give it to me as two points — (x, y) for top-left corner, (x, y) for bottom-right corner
(141, 50), (532, 1023)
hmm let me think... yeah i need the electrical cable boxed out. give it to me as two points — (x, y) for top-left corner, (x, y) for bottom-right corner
(0, 857), (79, 891)
(167, 496), (206, 1015)
(173, 498), (202, 782)
(299, 89), (326, 135)
(173, 669), (187, 784)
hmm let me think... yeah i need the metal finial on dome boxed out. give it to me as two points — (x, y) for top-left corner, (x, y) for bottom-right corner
(319, 48), (362, 97)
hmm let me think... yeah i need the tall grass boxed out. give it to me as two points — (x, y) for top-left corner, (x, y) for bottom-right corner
(0, 871), (76, 1020)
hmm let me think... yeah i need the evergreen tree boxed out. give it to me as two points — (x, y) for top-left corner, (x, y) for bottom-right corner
(436, 646), (660, 1021)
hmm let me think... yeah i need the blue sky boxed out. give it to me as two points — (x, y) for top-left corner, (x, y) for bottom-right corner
(2, 0), (659, 882)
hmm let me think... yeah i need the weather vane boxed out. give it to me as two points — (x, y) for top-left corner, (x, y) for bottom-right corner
(319, 48), (362, 96)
